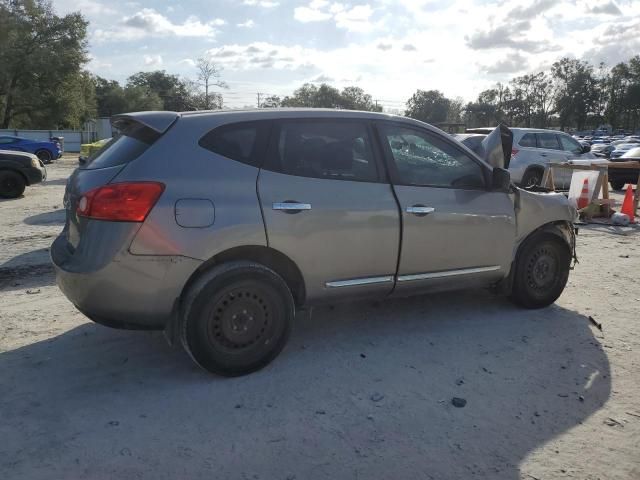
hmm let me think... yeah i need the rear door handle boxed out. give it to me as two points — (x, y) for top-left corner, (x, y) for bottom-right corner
(272, 202), (311, 214)
(406, 205), (435, 216)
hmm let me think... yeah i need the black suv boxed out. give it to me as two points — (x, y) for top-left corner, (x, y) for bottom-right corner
(0, 150), (47, 198)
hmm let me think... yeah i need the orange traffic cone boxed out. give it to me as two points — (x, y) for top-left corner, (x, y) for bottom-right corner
(577, 178), (590, 209)
(621, 184), (635, 223)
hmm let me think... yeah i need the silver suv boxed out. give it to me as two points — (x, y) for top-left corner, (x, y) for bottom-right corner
(462, 128), (595, 187)
(52, 110), (576, 376)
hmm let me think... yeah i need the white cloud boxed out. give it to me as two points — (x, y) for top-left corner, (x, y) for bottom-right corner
(243, 0), (280, 7)
(143, 54), (163, 67)
(294, 1), (375, 31)
(179, 58), (196, 67)
(237, 19), (256, 28)
(94, 9), (225, 41)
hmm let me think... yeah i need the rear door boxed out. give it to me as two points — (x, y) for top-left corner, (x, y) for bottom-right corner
(376, 122), (516, 294)
(257, 119), (400, 302)
(536, 132), (568, 163)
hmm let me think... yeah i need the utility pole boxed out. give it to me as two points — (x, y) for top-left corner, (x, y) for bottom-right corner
(257, 92), (262, 108)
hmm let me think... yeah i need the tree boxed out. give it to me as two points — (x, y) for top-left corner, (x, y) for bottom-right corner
(196, 57), (227, 109)
(0, 0), (89, 128)
(127, 70), (196, 111)
(340, 86), (382, 112)
(278, 83), (381, 111)
(551, 58), (599, 130)
(405, 90), (451, 123)
(122, 85), (163, 112)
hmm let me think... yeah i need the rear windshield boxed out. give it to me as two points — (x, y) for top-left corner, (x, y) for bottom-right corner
(84, 122), (160, 170)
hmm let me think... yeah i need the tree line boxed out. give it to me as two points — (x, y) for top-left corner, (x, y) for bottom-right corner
(1, 0), (639, 132)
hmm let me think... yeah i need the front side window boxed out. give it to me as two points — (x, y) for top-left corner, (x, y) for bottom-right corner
(0, 137), (16, 144)
(264, 121), (378, 182)
(536, 133), (561, 150)
(558, 135), (583, 154)
(379, 125), (485, 189)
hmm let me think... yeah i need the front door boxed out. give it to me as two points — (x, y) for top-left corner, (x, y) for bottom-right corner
(258, 119), (400, 302)
(376, 122), (516, 294)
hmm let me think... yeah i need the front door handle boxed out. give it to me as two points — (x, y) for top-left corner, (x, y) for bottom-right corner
(273, 201), (311, 214)
(406, 205), (435, 216)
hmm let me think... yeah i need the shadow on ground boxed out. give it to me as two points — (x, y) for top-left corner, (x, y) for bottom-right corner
(0, 249), (54, 290)
(0, 291), (610, 479)
(39, 178), (68, 187)
(23, 209), (65, 226)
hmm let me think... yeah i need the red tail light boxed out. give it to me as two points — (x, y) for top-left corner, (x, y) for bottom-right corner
(511, 148), (519, 157)
(77, 182), (165, 222)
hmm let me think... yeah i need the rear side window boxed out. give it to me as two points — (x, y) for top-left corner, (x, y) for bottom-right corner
(199, 121), (269, 167)
(519, 133), (536, 148)
(536, 133), (561, 150)
(85, 122), (160, 170)
(264, 120), (378, 182)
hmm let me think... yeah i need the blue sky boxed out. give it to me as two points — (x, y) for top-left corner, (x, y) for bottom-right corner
(54, 0), (640, 110)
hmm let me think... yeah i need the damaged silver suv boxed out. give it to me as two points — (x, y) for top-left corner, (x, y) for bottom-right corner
(52, 110), (577, 376)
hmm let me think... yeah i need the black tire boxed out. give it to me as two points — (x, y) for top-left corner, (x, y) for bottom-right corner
(521, 168), (543, 188)
(610, 180), (626, 191)
(510, 232), (571, 309)
(181, 261), (294, 376)
(35, 149), (52, 163)
(0, 170), (26, 198)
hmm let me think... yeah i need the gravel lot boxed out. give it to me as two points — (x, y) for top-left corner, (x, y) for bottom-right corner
(1, 156), (639, 479)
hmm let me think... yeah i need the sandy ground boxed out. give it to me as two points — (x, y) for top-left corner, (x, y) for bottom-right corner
(1, 155), (639, 480)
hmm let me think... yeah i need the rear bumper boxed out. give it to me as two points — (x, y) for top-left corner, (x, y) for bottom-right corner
(51, 232), (201, 329)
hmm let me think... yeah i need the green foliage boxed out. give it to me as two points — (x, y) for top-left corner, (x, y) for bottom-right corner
(276, 83), (382, 111)
(405, 90), (451, 123)
(462, 56), (640, 131)
(0, 0), (90, 128)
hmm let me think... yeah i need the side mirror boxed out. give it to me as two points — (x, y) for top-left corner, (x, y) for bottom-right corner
(582, 145), (591, 153)
(78, 156), (87, 165)
(492, 167), (511, 192)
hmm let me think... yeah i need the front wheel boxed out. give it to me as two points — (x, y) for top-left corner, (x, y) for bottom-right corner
(181, 261), (294, 376)
(0, 170), (26, 198)
(510, 233), (571, 309)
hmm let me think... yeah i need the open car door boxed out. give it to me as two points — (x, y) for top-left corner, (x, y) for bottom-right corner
(476, 124), (513, 169)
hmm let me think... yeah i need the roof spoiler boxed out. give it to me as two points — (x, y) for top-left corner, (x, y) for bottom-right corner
(111, 111), (179, 135)
(476, 124), (513, 169)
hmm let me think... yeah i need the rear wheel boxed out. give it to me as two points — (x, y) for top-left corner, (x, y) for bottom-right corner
(181, 261), (294, 376)
(610, 180), (626, 191)
(0, 170), (26, 198)
(35, 149), (52, 163)
(521, 168), (543, 188)
(510, 233), (571, 309)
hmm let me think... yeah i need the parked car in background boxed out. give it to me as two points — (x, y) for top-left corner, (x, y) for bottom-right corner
(79, 137), (112, 165)
(611, 143), (639, 159)
(0, 135), (61, 163)
(52, 110), (577, 376)
(609, 147), (640, 190)
(460, 128), (595, 187)
(0, 150), (46, 198)
(591, 143), (615, 158)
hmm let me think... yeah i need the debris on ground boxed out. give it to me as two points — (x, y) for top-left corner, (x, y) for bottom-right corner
(370, 392), (384, 402)
(452, 397), (467, 408)
(588, 316), (603, 331)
